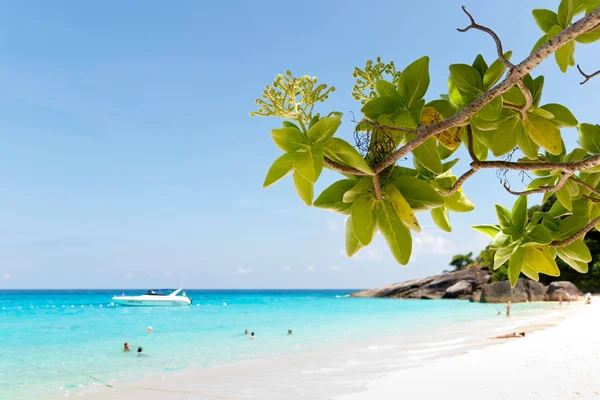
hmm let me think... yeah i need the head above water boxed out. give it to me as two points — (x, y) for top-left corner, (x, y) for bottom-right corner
(147, 326), (153, 333)
(251, 332), (254, 336)
(124, 342), (130, 350)
(137, 347), (142, 353)
(288, 330), (292, 335)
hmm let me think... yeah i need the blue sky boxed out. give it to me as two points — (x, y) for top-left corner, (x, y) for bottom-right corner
(0, 0), (598, 289)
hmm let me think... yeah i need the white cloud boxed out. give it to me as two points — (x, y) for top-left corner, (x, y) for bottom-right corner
(237, 267), (253, 275)
(329, 265), (342, 271)
(307, 266), (317, 272)
(326, 220), (340, 232)
(124, 272), (135, 279)
(1, 272), (10, 280)
(281, 265), (292, 272)
(414, 232), (456, 255)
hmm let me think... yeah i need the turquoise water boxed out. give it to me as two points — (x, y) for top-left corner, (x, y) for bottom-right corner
(0, 290), (550, 400)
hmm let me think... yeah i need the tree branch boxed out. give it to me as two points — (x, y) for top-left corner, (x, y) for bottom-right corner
(472, 153), (600, 173)
(373, 174), (382, 200)
(569, 176), (600, 197)
(439, 168), (477, 196)
(577, 64), (600, 85)
(457, 6), (513, 68)
(465, 125), (479, 162)
(324, 157), (370, 176)
(371, 7), (600, 174)
(550, 216), (600, 247)
(503, 173), (571, 196)
(515, 80), (533, 119)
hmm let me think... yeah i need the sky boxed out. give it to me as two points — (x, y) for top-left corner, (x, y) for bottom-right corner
(0, 0), (598, 289)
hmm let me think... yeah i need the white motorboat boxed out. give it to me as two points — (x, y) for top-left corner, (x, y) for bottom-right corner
(112, 288), (192, 307)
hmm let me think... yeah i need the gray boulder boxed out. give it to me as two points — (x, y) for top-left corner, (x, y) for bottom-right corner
(444, 280), (473, 299)
(546, 281), (583, 301)
(479, 279), (547, 303)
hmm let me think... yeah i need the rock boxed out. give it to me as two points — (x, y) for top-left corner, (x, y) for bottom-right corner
(546, 281), (583, 301)
(444, 280), (473, 298)
(351, 268), (490, 299)
(479, 279), (547, 303)
(470, 290), (482, 303)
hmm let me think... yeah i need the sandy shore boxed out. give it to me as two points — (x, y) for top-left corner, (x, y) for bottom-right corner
(59, 299), (594, 400)
(338, 299), (600, 400)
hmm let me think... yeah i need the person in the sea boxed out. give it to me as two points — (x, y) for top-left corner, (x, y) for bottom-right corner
(137, 347), (143, 355)
(585, 293), (592, 305)
(245, 329), (248, 335)
(489, 332), (525, 339)
(250, 332), (255, 339)
(506, 301), (511, 318)
(123, 342), (131, 352)
(147, 326), (153, 334)
(288, 329), (292, 335)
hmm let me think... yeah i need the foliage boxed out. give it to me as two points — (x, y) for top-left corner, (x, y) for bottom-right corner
(252, 2), (600, 282)
(449, 252), (476, 270)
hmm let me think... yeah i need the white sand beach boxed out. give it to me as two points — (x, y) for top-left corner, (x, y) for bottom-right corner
(65, 299), (599, 400)
(339, 299), (600, 400)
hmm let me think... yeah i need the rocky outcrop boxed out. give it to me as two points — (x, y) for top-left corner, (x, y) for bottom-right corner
(352, 268), (582, 303)
(479, 279), (547, 303)
(546, 281), (583, 301)
(351, 268), (490, 299)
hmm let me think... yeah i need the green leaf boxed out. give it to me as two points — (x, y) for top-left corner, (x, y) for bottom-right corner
(523, 247), (560, 276)
(343, 177), (373, 203)
(532, 35), (548, 53)
(576, 19), (600, 43)
(308, 115), (319, 130)
(398, 56), (430, 108)
(517, 128), (540, 159)
(395, 176), (444, 211)
(508, 248), (524, 288)
(560, 239), (592, 262)
(449, 64), (483, 94)
(375, 79), (398, 98)
(524, 115), (563, 155)
(495, 204), (513, 229)
(540, 104), (578, 127)
(293, 171), (313, 206)
(511, 196), (528, 232)
(426, 100), (457, 119)
(294, 143), (324, 183)
(490, 232), (510, 249)
(556, 185), (573, 211)
(557, 251), (589, 273)
(483, 51), (512, 89)
(351, 197), (377, 246)
(472, 54), (488, 78)
(559, 215), (589, 239)
(492, 117), (521, 157)
(384, 184), (421, 232)
(282, 121), (301, 130)
(378, 200), (412, 265)
(478, 96), (503, 121)
(324, 138), (374, 175)
(495, 245), (516, 269)
(409, 99), (426, 126)
(557, 0), (574, 27)
(345, 216), (364, 257)
(361, 96), (399, 120)
(314, 179), (357, 214)
(471, 224), (501, 238)
(532, 9), (559, 32)
(521, 263), (540, 280)
(526, 225), (553, 245)
(378, 110), (418, 129)
(444, 192), (475, 213)
(270, 127), (308, 152)
(532, 76), (545, 107)
(528, 107), (555, 120)
(556, 40), (575, 73)
(448, 77), (463, 106)
(431, 206), (451, 232)
(502, 87), (526, 106)
(412, 138), (442, 174)
(307, 115), (342, 143)
(578, 123), (600, 153)
(263, 152), (297, 187)
(549, 199), (571, 218)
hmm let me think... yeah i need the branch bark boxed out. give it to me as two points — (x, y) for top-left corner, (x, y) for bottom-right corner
(504, 173), (571, 196)
(324, 157), (369, 176)
(439, 168), (477, 196)
(371, 7), (600, 174)
(550, 217), (600, 247)
(472, 153), (600, 172)
(577, 64), (600, 85)
(569, 176), (600, 197)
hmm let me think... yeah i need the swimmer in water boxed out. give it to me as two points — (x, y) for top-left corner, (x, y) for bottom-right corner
(288, 329), (292, 335)
(137, 347), (143, 355)
(250, 332), (255, 339)
(245, 329), (248, 335)
(147, 326), (153, 333)
(123, 342), (131, 352)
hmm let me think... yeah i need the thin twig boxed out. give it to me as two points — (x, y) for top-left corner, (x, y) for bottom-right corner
(550, 216), (600, 247)
(503, 173), (571, 196)
(371, 7), (600, 174)
(439, 168), (477, 196)
(569, 176), (600, 196)
(457, 6), (513, 68)
(466, 125), (479, 162)
(577, 64), (600, 85)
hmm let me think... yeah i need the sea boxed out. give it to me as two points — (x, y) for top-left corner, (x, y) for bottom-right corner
(0, 289), (566, 400)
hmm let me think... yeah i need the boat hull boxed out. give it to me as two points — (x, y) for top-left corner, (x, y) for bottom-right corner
(112, 296), (191, 307)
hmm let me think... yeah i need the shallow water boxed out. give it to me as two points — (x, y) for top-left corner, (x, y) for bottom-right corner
(0, 289), (559, 400)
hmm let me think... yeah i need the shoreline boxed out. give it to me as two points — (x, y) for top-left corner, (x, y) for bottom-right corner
(58, 300), (585, 400)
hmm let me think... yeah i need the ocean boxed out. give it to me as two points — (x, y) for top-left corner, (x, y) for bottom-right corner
(0, 289), (561, 400)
